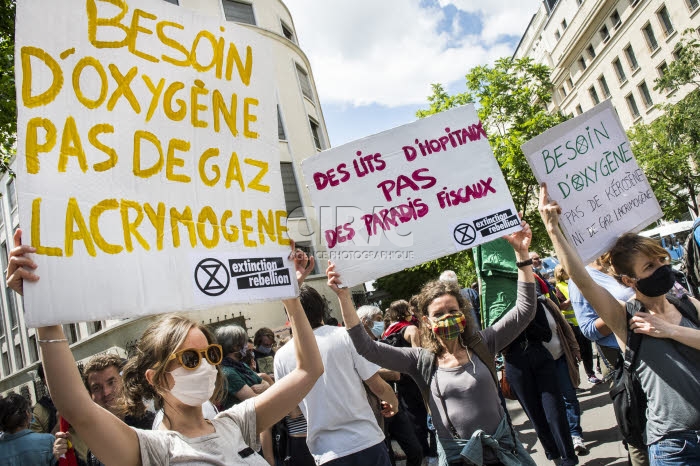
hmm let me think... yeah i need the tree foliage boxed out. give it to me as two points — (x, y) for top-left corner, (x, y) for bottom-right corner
(628, 29), (700, 218)
(462, 57), (567, 252)
(0, 0), (15, 175)
(373, 58), (565, 301)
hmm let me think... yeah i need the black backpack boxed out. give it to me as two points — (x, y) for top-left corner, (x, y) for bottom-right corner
(609, 294), (700, 449)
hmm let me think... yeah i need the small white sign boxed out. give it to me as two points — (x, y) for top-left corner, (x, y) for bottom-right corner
(521, 100), (662, 264)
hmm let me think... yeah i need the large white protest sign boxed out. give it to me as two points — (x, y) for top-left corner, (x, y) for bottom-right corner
(15, 0), (297, 327)
(522, 100), (662, 264)
(301, 105), (520, 287)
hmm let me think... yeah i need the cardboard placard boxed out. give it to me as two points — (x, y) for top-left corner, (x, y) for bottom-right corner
(15, 0), (296, 326)
(301, 104), (520, 287)
(521, 100), (662, 264)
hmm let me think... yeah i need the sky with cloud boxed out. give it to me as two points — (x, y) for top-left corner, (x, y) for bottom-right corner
(282, 0), (542, 146)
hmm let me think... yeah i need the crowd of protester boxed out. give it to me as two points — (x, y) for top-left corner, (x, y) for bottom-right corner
(1, 191), (700, 466)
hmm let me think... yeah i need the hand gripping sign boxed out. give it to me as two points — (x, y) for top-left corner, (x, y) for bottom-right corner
(15, 0), (297, 326)
(521, 100), (662, 264)
(301, 104), (521, 287)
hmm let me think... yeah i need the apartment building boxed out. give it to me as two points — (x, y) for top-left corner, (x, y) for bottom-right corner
(0, 0), (365, 400)
(514, 0), (700, 129)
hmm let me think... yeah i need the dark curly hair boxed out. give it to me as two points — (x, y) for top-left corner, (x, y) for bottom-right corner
(416, 280), (475, 357)
(384, 300), (411, 329)
(0, 393), (30, 432)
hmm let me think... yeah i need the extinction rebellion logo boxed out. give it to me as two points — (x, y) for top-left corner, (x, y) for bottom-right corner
(194, 256), (291, 296)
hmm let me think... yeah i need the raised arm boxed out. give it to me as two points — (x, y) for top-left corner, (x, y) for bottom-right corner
(253, 247), (323, 433)
(326, 262), (421, 375)
(502, 218), (536, 285)
(479, 220), (538, 351)
(538, 184), (628, 342)
(6, 230), (140, 466)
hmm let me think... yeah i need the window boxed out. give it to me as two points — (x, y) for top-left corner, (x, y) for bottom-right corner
(631, 0), (641, 6)
(295, 65), (314, 102)
(624, 45), (639, 71)
(222, 0), (255, 25)
(599, 75), (611, 97)
(560, 87), (568, 100)
(639, 81), (653, 108)
(64, 324), (78, 344)
(0, 242), (17, 329)
(545, 0), (560, 12)
(589, 86), (600, 105)
(688, 0), (700, 12)
(277, 106), (286, 140)
(657, 61), (669, 86)
(280, 162), (303, 218)
(561, 19), (568, 30)
(587, 44), (596, 60)
(1, 351), (9, 375)
(611, 10), (622, 29)
(672, 46), (683, 61)
(554, 30), (561, 41)
(281, 21), (295, 43)
(90, 321), (103, 334)
(576, 104), (583, 115)
(28, 335), (38, 363)
(309, 118), (324, 151)
(613, 58), (626, 82)
(600, 24), (610, 43)
(14, 343), (24, 370)
(577, 0), (583, 5)
(657, 6), (674, 37)
(578, 56), (587, 71)
(7, 178), (16, 213)
(566, 77), (574, 90)
(162, 0), (178, 4)
(626, 93), (641, 118)
(643, 23), (659, 51)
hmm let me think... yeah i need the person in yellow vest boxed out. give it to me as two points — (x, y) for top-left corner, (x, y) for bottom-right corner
(554, 265), (602, 385)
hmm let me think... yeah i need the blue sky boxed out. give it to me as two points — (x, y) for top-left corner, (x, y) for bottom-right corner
(283, 0), (541, 146)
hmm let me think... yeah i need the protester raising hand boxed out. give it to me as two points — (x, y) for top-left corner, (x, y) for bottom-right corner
(538, 182), (700, 463)
(10, 231), (324, 466)
(326, 220), (538, 465)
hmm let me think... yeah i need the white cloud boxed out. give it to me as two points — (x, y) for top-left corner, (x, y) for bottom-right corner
(282, 0), (540, 108)
(438, 0), (542, 44)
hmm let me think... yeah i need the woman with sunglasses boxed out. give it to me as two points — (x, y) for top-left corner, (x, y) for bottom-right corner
(538, 183), (700, 465)
(327, 220), (538, 465)
(6, 229), (323, 466)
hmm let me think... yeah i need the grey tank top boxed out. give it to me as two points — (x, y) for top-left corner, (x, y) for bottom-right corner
(635, 315), (700, 445)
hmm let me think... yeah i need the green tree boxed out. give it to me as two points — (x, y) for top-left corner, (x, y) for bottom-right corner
(0, 0), (16, 175)
(373, 58), (565, 300)
(372, 250), (475, 306)
(628, 28), (700, 218)
(462, 57), (567, 252)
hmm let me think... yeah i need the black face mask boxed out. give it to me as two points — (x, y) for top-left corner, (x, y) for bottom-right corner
(635, 264), (675, 297)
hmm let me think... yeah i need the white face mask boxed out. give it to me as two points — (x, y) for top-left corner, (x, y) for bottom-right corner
(371, 321), (385, 338)
(168, 360), (218, 407)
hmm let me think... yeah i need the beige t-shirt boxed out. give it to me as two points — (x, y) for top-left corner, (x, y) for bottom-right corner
(133, 399), (267, 465)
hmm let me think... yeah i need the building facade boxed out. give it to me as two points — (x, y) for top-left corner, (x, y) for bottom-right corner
(514, 0), (700, 129)
(0, 0), (365, 400)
